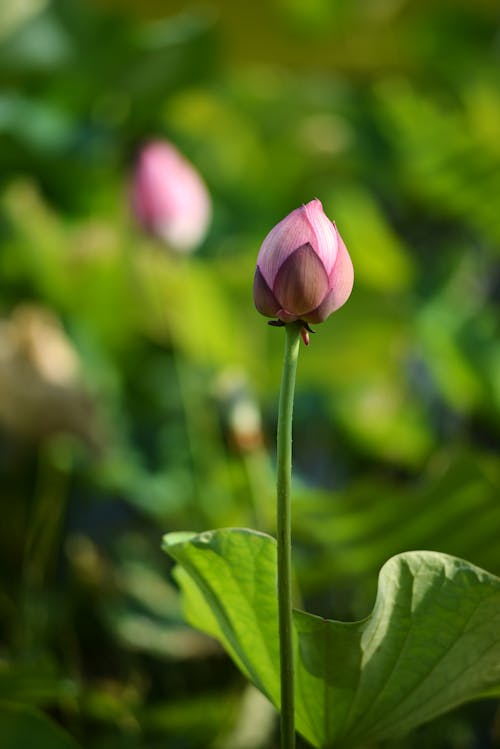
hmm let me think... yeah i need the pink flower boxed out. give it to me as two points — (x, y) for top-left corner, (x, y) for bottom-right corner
(253, 199), (354, 324)
(131, 140), (211, 252)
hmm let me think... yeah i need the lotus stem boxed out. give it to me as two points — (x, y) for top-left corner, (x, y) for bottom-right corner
(276, 320), (301, 749)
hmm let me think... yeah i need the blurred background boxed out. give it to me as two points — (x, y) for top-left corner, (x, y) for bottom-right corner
(0, 0), (499, 747)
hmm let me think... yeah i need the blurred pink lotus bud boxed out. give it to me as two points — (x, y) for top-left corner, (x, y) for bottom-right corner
(131, 140), (211, 252)
(254, 198), (353, 324)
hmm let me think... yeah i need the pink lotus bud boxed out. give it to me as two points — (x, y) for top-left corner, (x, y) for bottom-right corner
(253, 199), (354, 324)
(131, 140), (212, 252)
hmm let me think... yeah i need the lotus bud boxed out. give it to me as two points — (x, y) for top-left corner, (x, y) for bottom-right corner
(254, 199), (354, 334)
(131, 140), (212, 253)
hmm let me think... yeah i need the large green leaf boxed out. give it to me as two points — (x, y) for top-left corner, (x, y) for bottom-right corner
(163, 528), (500, 748)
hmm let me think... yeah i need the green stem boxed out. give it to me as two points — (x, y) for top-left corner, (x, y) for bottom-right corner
(276, 321), (301, 749)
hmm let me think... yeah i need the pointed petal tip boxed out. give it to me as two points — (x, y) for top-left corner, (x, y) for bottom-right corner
(273, 243), (329, 316)
(304, 197), (323, 212)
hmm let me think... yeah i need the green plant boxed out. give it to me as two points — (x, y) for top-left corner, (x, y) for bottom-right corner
(163, 201), (500, 748)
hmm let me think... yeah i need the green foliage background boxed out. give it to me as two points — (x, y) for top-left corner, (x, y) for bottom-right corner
(0, 0), (499, 747)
